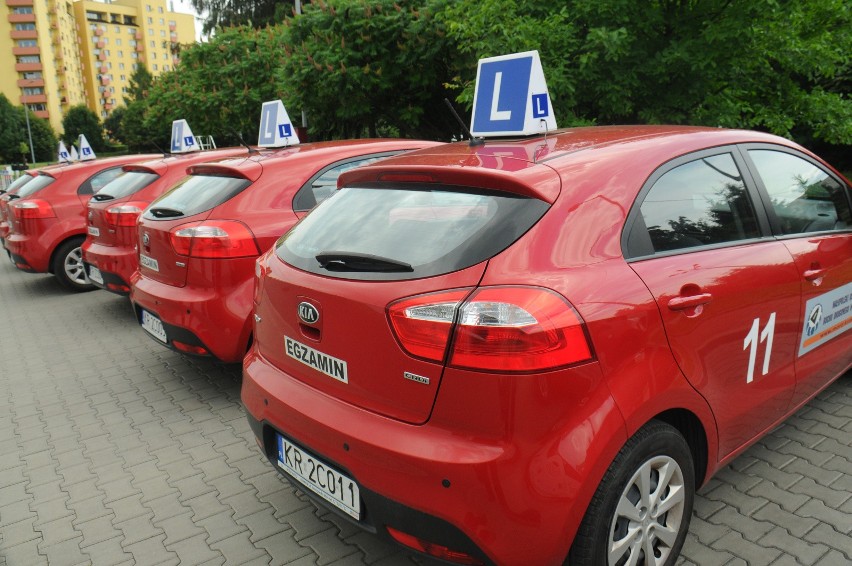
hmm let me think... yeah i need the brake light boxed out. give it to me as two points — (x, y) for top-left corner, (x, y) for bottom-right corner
(388, 286), (593, 372)
(170, 220), (260, 258)
(388, 289), (472, 362)
(105, 201), (148, 227)
(386, 527), (483, 565)
(12, 199), (55, 219)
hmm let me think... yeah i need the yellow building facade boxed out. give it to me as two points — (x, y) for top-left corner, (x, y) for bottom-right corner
(0, 0), (195, 135)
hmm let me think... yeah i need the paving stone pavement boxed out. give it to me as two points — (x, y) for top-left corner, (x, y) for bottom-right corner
(0, 260), (849, 566)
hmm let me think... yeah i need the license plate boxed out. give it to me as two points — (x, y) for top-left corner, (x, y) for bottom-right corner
(88, 265), (104, 285)
(87, 226), (100, 237)
(139, 253), (159, 272)
(140, 309), (167, 343)
(277, 435), (360, 520)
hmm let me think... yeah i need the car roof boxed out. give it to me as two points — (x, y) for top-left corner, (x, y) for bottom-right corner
(121, 147), (253, 176)
(39, 153), (161, 179)
(338, 126), (804, 203)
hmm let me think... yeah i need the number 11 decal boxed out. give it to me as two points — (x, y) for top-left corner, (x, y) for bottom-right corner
(743, 313), (776, 383)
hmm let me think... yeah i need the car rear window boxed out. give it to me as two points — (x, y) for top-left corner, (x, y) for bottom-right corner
(3, 174), (35, 194)
(92, 171), (160, 201)
(15, 174), (56, 198)
(277, 186), (549, 280)
(142, 174), (251, 220)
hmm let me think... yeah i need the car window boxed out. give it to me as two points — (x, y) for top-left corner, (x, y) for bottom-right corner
(14, 174), (56, 198)
(292, 152), (401, 212)
(748, 150), (851, 234)
(278, 186), (549, 280)
(93, 170), (160, 200)
(142, 174), (251, 220)
(79, 166), (125, 195)
(637, 153), (760, 254)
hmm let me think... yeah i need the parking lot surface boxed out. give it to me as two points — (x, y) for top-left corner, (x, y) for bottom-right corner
(0, 259), (849, 566)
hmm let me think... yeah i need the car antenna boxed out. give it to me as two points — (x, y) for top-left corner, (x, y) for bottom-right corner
(229, 129), (260, 155)
(443, 98), (484, 147)
(150, 141), (172, 158)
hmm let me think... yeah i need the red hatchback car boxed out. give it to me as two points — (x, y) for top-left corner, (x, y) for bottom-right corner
(82, 147), (250, 295)
(130, 139), (441, 363)
(5, 155), (157, 290)
(242, 126), (852, 566)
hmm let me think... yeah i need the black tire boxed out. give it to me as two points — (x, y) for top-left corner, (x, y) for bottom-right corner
(568, 420), (695, 566)
(52, 237), (95, 292)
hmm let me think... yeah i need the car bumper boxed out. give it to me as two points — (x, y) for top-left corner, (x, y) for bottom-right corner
(5, 233), (49, 273)
(130, 268), (253, 362)
(242, 348), (625, 566)
(82, 241), (136, 295)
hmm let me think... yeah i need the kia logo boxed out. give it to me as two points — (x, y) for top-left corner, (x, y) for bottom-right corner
(298, 302), (319, 324)
(142, 232), (150, 246)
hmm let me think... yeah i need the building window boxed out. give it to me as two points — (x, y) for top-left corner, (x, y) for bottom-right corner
(160, 30), (165, 37)
(152, 64), (158, 71)
(114, 26), (121, 33)
(12, 7), (34, 14)
(23, 72), (43, 79)
(17, 40), (38, 48)
(14, 23), (36, 31)
(159, 18), (164, 25)
(158, 6), (164, 13)
(150, 40), (155, 47)
(120, 74), (126, 80)
(118, 50), (124, 57)
(119, 63), (125, 70)
(163, 65), (169, 72)
(22, 87), (44, 96)
(152, 52), (157, 59)
(148, 29), (153, 36)
(17, 55), (41, 63)
(147, 17), (153, 24)
(27, 104), (46, 112)
(146, 5), (152, 12)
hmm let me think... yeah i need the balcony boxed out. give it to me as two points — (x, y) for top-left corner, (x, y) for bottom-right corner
(96, 40), (104, 48)
(99, 65), (107, 73)
(20, 94), (47, 104)
(16, 78), (44, 87)
(136, 43), (143, 51)
(10, 29), (38, 39)
(104, 103), (113, 111)
(6, 0), (35, 5)
(94, 27), (103, 36)
(34, 110), (49, 119)
(100, 77), (110, 86)
(98, 52), (106, 61)
(169, 23), (176, 31)
(12, 46), (39, 56)
(101, 89), (110, 99)
(8, 13), (35, 23)
(135, 30), (142, 39)
(15, 62), (42, 72)
(138, 55), (145, 63)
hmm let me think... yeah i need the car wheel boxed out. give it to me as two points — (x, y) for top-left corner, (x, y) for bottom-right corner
(53, 238), (95, 292)
(568, 420), (694, 566)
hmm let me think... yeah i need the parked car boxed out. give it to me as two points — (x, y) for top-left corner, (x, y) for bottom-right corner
(130, 139), (442, 363)
(82, 147), (251, 295)
(5, 155), (158, 290)
(0, 168), (61, 249)
(242, 126), (852, 566)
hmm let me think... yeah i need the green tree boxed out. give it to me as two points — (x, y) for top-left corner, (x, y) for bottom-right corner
(142, 25), (290, 148)
(125, 66), (154, 104)
(24, 111), (58, 162)
(0, 95), (57, 163)
(440, 0), (851, 158)
(278, 0), (458, 140)
(61, 105), (106, 152)
(104, 106), (126, 143)
(190, 0), (282, 34)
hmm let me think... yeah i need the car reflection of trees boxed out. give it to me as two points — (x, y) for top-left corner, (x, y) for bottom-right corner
(648, 182), (758, 252)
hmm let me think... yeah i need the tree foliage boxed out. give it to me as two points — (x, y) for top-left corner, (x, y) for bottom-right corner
(189, 0), (281, 34)
(440, 0), (851, 150)
(61, 105), (106, 152)
(278, 0), (458, 139)
(141, 25), (289, 148)
(0, 94), (57, 163)
(125, 66), (155, 104)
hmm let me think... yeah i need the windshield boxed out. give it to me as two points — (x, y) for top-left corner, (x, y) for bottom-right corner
(277, 186), (549, 280)
(3, 174), (35, 194)
(94, 170), (160, 200)
(16, 175), (56, 198)
(143, 174), (252, 220)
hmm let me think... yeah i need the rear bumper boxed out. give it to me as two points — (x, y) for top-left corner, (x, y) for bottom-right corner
(5, 232), (49, 273)
(242, 348), (626, 566)
(82, 241), (136, 295)
(130, 268), (253, 362)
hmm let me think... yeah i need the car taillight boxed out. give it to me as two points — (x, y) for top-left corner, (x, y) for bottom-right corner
(11, 199), (55, 219)
(169, 220), (260, 258)
(105, 201), (147, 227)
(388, 286), (593, 372)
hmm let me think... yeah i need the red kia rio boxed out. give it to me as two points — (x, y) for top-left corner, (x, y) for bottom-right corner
(130, 139), (441, 363)
(1, 168), (63, 249)
(82, 147), (250, 295)
(5, 155), (157, 290)
(242, 126), (852, 566)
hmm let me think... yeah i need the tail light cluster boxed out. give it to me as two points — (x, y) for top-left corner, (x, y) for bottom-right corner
(169, 220), (260, 259)
(388, 286), (593, 372)
(11, 199), (55, 219)
(105, 201), (148, 228)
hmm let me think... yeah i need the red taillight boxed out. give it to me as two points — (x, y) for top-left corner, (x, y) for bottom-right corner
(388, 288), (472, 362)
(386, 527), (483, 565)
(12, 199), (55, 219)
(105, 201), (147, 227)
(388, 286), (593, 372)
(172, 340), (209, 356)
(169, 220), (260, 259)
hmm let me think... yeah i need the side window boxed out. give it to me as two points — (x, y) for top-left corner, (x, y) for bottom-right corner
(292, 153), (396, 212)
(748, 150), (851, 234)
(637, 153), (761, 254)
(79, 167), (125, 195)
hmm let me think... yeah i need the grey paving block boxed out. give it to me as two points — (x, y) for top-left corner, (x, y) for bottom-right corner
(790, 478), (852, 510)
(759, 525), (831, 564)
(165, 532), (223, 565)
(123, 532), (179, 564)
(195, 510), (246, 545)
(803, 522), (852, 559)
(711, 530), (782, 565)
(0, 498), (37, 527)
(115, 513), (163, 547)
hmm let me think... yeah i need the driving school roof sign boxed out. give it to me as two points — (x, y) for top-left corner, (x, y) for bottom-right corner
(170, 119), (200, 153)
(258, 100), (300, 148)
(470, 50), (557, 138)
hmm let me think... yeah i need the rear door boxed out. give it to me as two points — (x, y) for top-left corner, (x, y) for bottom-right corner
(743, 146), (852, 403)
(624, 148), (801, 459)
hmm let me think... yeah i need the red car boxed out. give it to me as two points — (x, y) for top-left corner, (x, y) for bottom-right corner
(1, 168), (60, 248)
(82, 147), (250, 295)
(130, 139), (441, 363)
(5, 155), (157, 290)
(242, 126), (852, 566)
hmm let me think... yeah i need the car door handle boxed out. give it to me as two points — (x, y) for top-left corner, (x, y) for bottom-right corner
(803, 268), (826, 281)
(667, 293), (712, 311)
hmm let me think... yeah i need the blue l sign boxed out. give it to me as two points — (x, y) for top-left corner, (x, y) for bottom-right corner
(472, 57), (533, 133)
(171, 122), (183, 151)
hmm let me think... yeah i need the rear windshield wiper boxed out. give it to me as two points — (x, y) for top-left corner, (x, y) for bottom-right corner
(92, 193), (116, 201)
(316, 252), (413, 273)
(148, 207), (184, 218)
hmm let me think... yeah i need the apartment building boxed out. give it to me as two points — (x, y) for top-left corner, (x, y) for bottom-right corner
(0, 0), (195, 134)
